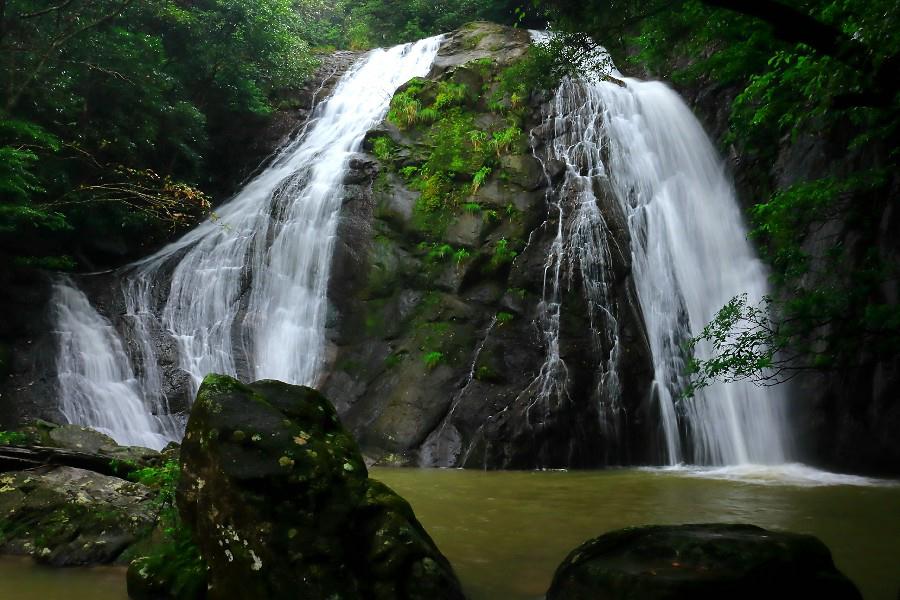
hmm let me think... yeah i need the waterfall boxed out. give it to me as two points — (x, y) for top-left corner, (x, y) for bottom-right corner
(538, 70), (790, 465)
(53, 279), (179, 448)
(50, 28), (789, 465)
(52, 36), (443, 449)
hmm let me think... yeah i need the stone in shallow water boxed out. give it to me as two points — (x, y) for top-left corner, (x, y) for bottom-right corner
(177, 374), (464, 600)
(546, 523), (862, 600)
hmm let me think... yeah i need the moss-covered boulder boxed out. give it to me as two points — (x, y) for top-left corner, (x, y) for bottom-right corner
(177, 374), (464, 600)
(0, 466), (156, 565)
(546, 524), (862, 600)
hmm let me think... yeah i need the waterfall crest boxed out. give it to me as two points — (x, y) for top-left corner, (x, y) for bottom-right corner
(53, 37), (442, 449)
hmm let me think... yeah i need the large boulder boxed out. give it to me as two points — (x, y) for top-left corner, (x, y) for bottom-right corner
(0, 466), (156, 565)
(546, 524), (862, 600)
(177, 374), (464, 600)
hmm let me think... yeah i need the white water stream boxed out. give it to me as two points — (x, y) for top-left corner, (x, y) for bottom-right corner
(533, 54), (790, 464)
(598, 77), (789, 465)
(53, 37), (443, 449)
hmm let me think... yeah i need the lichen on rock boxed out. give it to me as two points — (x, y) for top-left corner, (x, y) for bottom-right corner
(177, 373), (464, 600)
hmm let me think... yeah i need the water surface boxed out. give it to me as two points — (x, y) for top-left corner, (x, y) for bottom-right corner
(375, 467), (900, 600)
(1, 467), (897, 599)
(0, 556), (127, 600)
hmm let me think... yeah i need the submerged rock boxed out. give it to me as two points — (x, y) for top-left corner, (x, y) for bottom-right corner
(0, 466), (156, 566)
(546, 523), (862, 600)
(178, 374), (464, 600)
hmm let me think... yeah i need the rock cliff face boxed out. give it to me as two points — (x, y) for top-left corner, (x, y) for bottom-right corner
(322, 22), (656, 469)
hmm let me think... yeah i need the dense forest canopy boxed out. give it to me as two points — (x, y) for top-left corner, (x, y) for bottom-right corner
(1, 0), (897, 389)
(0, 0), (536, 268)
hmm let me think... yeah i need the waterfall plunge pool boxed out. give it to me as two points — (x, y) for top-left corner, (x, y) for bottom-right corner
(1, 467), (897, 599)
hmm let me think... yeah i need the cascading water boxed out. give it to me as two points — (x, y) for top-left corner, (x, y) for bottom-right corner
(53, 279), (179, 448)
(52, 36), (443, 449)
(535, 58), (790, 465)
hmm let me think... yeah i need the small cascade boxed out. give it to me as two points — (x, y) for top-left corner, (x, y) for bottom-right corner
(52, 37), (443, 448)
(53, 279), (179, 448)
(525, 67), (628, 452)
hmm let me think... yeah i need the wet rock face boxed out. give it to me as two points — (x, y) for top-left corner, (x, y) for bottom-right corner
(323, 22), (655, 469)
(178, 374), (464, 600)
(546, 524), (862, 600)
(0, 466), (156, 566)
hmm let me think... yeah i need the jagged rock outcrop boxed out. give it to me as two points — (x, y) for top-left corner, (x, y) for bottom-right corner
(176, 374), (464, 600)
(322, 22), (655, 469)
(546, 524), (862, 600)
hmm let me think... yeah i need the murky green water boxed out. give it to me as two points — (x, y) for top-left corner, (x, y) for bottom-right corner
(373, 467), (900, 600)
(1, 466), (897, 600)
(0, 556), (127, 599)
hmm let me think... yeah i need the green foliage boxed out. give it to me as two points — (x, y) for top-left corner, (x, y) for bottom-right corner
(371, 136), (396, 162)
(471, 167), (492, 194)
(129, 459), (180, 519)
(488, 237), (518, 271)
(684, 295), (781, 395)
(434, 81), (469, 110)
(388, 88), (423, 128)
(0, 0), (317, 268)
(0, 431), (28, 446)
(496, 42), (571, 101)
(482, 208), (500, 223)
(423, 351), (445, 370)
(125, 456), (206, 595)
(343, 0), (537, 47)
(420, 242), (455, 262)
(130, 528), (206, 600)
(384, 351), (406, 369)
(13, 255), (77, 271)
(475, 364), (500, 382)
(0, 117), (67, 234)
(507, 287), (527, 300)
(453, 248), (471, 264)
(384, 59), (540, 241)
(489, 126), (523, 157)
(496, 311), (514, 324)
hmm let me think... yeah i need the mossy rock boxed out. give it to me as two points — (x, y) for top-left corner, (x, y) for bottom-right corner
(546, 524), (863, 600)
(0, 467), (156, 566)
(127, 530), (206, 600)
(178, 374), (464, 600)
